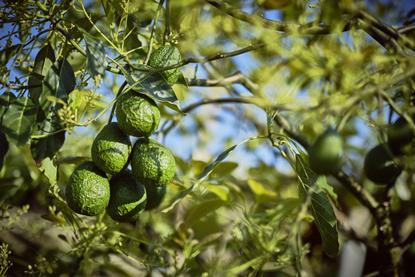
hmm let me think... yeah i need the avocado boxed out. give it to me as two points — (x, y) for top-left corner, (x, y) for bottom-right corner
(115, 91), (160, 137)
(145, 184), (166, 210)
(308, 128), (343, 175)
(131, 138), (176, 187)
(91, 122), (131, 175)
(364, 144), (403, 185)
(66, 162), (110, 216)
(148, 45), (182, 85)
(107, 170), (147, 222)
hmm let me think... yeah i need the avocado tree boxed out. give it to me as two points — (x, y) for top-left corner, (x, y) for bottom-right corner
(0, 0), (415, 276)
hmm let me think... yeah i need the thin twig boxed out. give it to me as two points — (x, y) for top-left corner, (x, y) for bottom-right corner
(108, 81), (127, 124)
(144, 0), (165, 65)
(186, 71), (258, 91)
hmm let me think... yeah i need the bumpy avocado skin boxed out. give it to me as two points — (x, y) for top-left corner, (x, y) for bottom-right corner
(148, 45), (182, 85)
(115, 91), (160, 137)
(387, 117), (414, 155)
(131, 138), (176, 187)
(91, 123), (131, 175)
(66, 162), (110, 216)
(107, 171), (147, 222)
(309, 128), (343, 175)
(145, 184), (166, 210)
(364, 144), (403, 185)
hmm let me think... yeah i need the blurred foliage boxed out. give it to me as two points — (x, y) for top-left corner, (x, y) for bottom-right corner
(0, 0), (415, 276)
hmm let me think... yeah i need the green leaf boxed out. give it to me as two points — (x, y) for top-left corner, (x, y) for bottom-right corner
(295, 154), (339, 257)
(162, 137), (262, 213)
(31, 112), (65, 163)
(247, 179), (278, 202)
(228, 256), (267, 275)
(28, 44), (56, 103)
(0, 92), (17, 120)
(120, 65), (181, 111)
(1, 97), (37, 145)
(183, 199), (226, 228)
(85, 37), (108, 80)
(39, 158), (57, 185)
(198, 144), (238, 181)
(211, 161), (238, 178)
(67, 51), (86, 72)
(40, 59), (75, 112)
(205, 184), (230, 201)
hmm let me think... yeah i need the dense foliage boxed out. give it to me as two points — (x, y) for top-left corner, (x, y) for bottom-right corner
(1, 0), (415, 276)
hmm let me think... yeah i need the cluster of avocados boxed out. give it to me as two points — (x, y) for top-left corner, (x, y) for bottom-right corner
(308, 116), (414, 185)
(65, 45), (181, 222)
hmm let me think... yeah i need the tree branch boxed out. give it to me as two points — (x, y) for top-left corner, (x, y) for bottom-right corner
(186, 71), (258, 91)
(182, 97), (261, 113)
(205, 0), (333, 35)
(152, 43), (266, 73)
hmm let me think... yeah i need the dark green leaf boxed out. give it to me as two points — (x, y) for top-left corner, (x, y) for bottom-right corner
(0, 92), (17, 120)
(1, 97), (37, 145)
(31, 112), (65, 163)
(120, 65), (180, 111)
(0, 130), (9, 170)
(295, 154), (339, 257)
(40, 59), (75, 112)
(85, 37), (108, 79)
(28, 44), (56, 103)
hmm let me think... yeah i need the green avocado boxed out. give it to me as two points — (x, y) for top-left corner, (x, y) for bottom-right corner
(107, 170), (147, 222)
(91, 122), (131, 175)
(131, 138), (176, 187)
(145, 184), (166, 210)
(308, 128), (343, 175)
(148, 45), (182, 85)
(115, 91), (160, 137)
(387, 117), (415, 155)
(66, 162), (110, 216)
(364, 144), (403, 185)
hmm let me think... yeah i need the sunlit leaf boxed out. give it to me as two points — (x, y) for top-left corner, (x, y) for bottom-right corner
(183, 199), (226, 228)
(211, 161), (238, 178)
(39, 158), (57, 185)
(206, 184), (230, 201)
(248, 179), (278, 202)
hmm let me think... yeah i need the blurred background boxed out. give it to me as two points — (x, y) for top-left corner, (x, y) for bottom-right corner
(1, 0), (415, 276)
